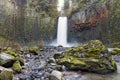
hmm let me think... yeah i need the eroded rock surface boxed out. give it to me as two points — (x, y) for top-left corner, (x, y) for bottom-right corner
(55, 40), (117, 74)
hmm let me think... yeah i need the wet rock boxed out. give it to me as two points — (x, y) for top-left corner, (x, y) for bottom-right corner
(49, 70), (64, 80)
(0, 66), (13, 80)
(0, 53), (15, 67)
(55, 40), (117, 74)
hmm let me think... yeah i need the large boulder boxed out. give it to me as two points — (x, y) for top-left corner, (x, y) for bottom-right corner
(55, 40), (117, 74)
(0, 66), (13, 80)
(0, 53), (15, 67)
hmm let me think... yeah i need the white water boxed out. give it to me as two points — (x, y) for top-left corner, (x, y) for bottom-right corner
(57, 0), (64, 13)
(56, 0), (70, 47)
(69, 0), (72, 7)
(57, 17), (68, 46)
(50, 0), (77, 47)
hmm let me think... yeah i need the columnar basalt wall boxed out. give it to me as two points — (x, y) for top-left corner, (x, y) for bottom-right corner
(67, 0), (114, 45)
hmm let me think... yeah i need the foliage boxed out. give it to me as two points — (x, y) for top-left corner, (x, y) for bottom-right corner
(0, 0), (58, 45)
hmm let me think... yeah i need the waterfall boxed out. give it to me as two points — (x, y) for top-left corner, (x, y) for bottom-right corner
(57, 17), (68, 46)
(56, 0), (69, 47)
(50, 0), (77, 47)
(57, 0), (64, 12)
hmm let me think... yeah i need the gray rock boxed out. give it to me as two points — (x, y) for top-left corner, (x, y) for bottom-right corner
(0, 52), (15, 67)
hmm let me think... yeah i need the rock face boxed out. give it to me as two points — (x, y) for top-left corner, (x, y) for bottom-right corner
(67, 0), (113, 44)
(55, 40), (117, 74)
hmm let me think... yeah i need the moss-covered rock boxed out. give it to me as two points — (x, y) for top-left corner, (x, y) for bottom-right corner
(0, 53), (15, 67)
(29, 47), (39, 55)
(109, 48), (120, 55)
(6, 49), (17, 57)
(55, 40), (117, 74)
(12, 61), (22, 73)
(15, 58), (24, 66)
(0, 66), (13, 80)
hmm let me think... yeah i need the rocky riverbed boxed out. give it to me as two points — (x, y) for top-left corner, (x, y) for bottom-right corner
(0, 40), (120, 80)
(13, 47), (120, 80)
(13, 46), (68, 80)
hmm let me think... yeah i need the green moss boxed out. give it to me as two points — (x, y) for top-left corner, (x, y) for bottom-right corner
(12, 61), (22, 73)
(55, 40), (117, 74)
(29, 47), (39, 55)
(83, 44), (89, 49)
(6, 49), (16, 57)
(0, 70), (13, 80)
(88, 48), (101, 53)
(109, 48), (120, 55)
(111, 59), (117, 70)
(109, 51), (117, 55)
(114, 48), (120, 51)
(15, 58), (24, 66)
(71, 58), (86, 65)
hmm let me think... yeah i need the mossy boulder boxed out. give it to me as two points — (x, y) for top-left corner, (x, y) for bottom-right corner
(0, 53), (15, 67)
(0, 66), (13, 80)
(55, 40), (117, 74)
(12, 61), (22, 73)
(109, 48), (120, 55)
(29, 47), (39, 55)
(0, 52), (24, 68)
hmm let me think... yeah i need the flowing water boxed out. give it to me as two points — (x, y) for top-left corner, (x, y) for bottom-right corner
(57, 0), (64, 13)
(57, 17), (68, 46)
(51, 0), (72, 47)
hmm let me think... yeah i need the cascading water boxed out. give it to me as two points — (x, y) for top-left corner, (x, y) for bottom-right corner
(50, 0), (76, 47)
(57, 17), (68, 46)
(57, 0), (64, 12)
(56, 0), (69, 47)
